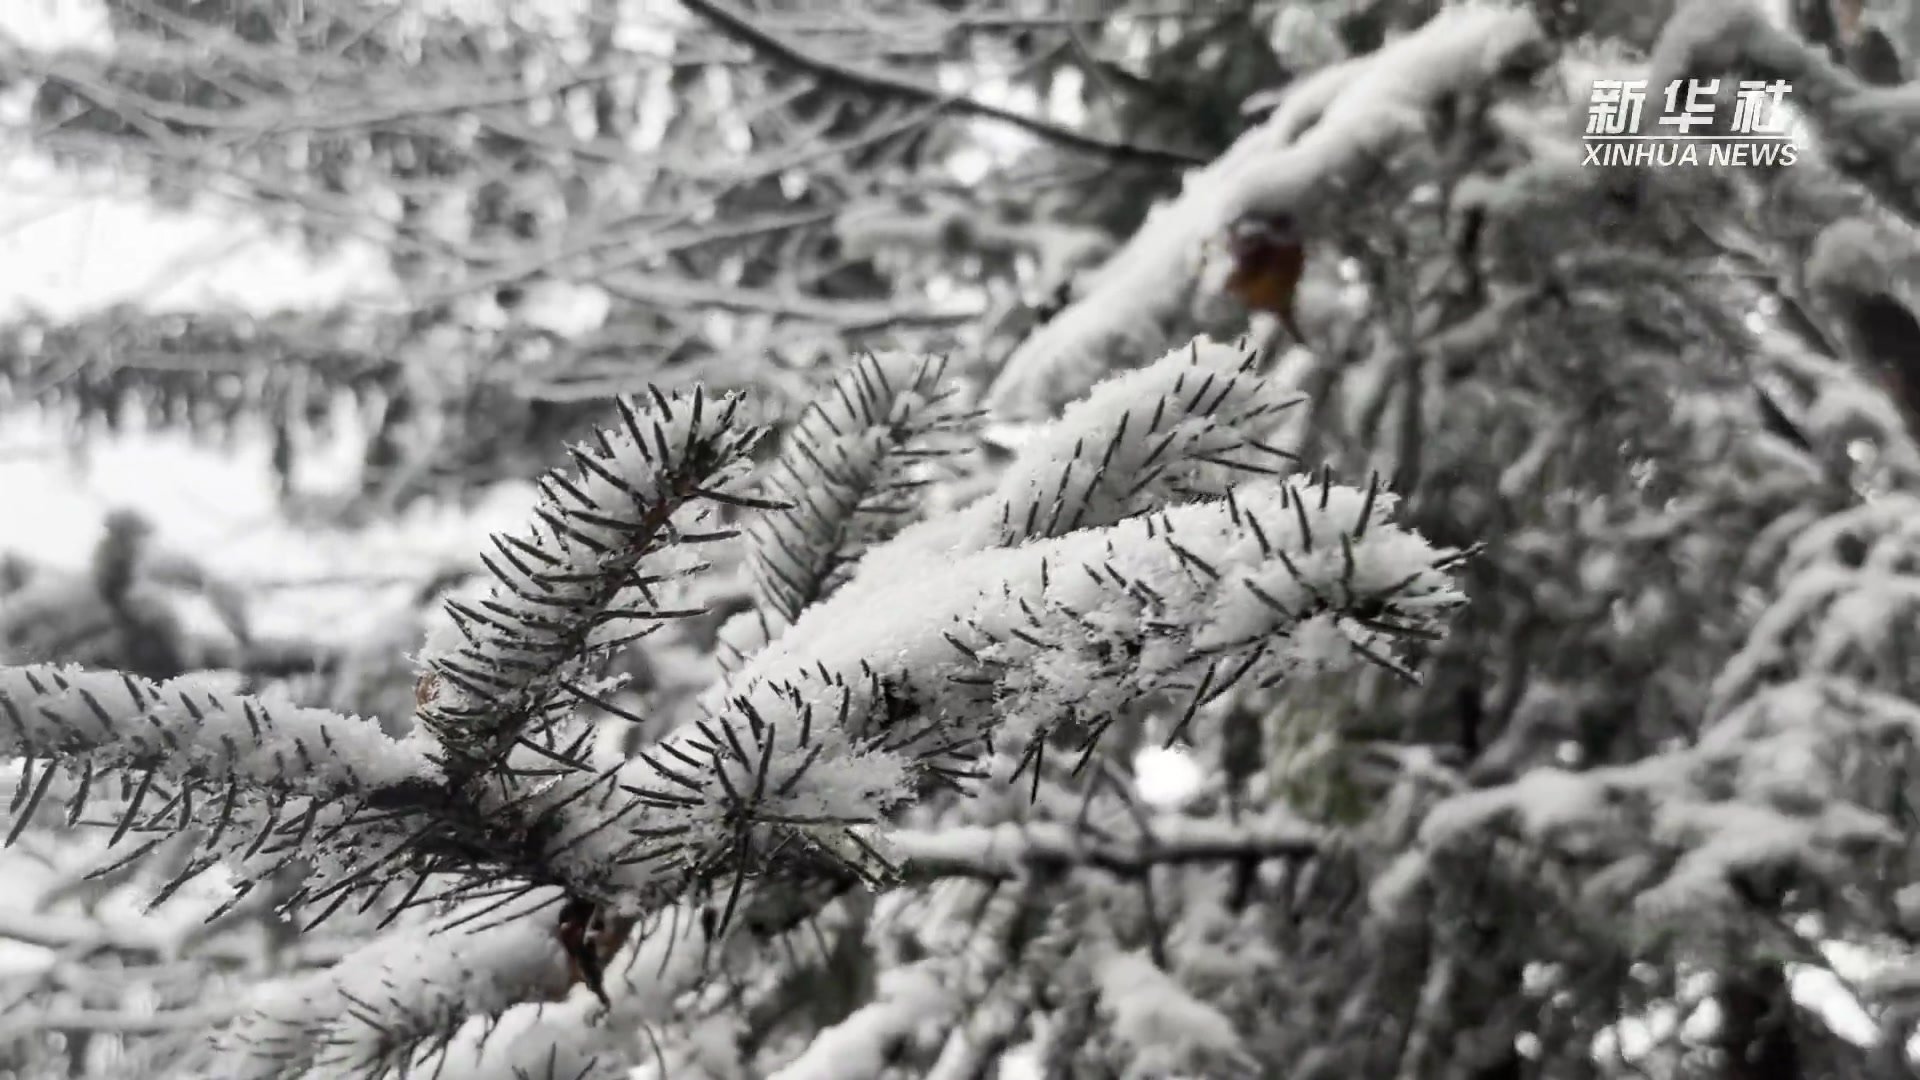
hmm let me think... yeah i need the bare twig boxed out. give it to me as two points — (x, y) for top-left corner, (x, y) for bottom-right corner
(890, 814), (1323, 882)
(678, 0), (1204, 168)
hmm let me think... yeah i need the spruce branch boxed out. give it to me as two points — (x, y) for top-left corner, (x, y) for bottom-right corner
(300, 898), (718, 1080)
(530, 472), (1462, 917)
(855, 337), (1306, 590)
(735, 352), (972, 655)
(214, 900), (578, 1079)
(1096, 946), (1258, 1077)
(4, 346), (1466, 1077)
(415, 386), (766, 774)
(973, 337), (1304, 546)
(1399, 676), (1916, 940)
(0, 657), (453, 941)
(0, 665), (433, 798)
(0, 665), (437, 902)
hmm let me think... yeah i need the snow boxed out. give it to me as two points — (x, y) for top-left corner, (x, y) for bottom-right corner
(1634, 800), (1820, 917)
(768, 965), (950, 1080)
(1095, 948), (1251, 1078)
(1418, 767), (1611, 847)
(1406, 666), (1918, 956)
(762, 478), (1448, 735)
(1133, 746), (1205, 810)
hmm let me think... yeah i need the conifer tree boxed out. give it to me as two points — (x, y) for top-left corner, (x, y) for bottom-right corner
(4, 1), (1920, 1078)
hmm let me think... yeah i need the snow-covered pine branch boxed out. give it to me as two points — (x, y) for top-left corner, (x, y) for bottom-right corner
(278, 339), (1459, 1077)
(530, 451), (1463, 917)
(859, 337), (1306, 580)
(268, 338), (1457, 1074)
(303, 897), (720, 1080)
(1392, 676), (1907, 939)
(0, 665), (432, 800)
(0, 664), (436, 904)
(415, 387), (767, 773)
(1711, 493), (1920, 713)
(724, 351), (971, 667)
(974, 338), (1305, 546)
(213, 904), (574, 1079)
(2, 341), (1463, 1077)
(209, 884), (713, 1080)
(471, 342), (1457, 1068)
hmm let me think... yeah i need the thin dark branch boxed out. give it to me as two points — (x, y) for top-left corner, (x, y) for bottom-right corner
(677, 0), (1205, 168)
(889, 817), (1322, 882)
